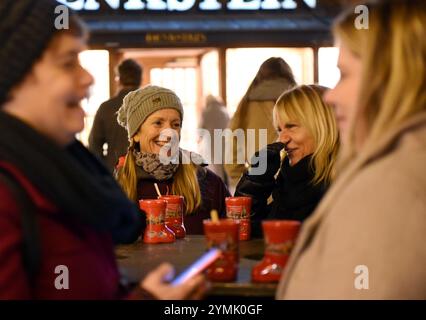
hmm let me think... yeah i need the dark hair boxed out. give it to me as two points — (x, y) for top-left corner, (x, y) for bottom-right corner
(117, 59), (143, 87)
(252, 57), (296, 87)
(0, 4), (89, 107)
(229, 57), (296, 130)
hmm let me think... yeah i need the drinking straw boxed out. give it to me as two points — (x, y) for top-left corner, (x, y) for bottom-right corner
(280, 148), (286, 161)
(210, 209), (219, 222)
(274, 149), (286, 180)
(154, 183), (162, 198)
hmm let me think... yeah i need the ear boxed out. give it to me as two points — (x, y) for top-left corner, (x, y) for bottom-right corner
(133, 132), (140, 143)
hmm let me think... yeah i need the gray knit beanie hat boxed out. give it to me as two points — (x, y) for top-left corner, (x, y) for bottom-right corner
(117, 85), (184, 139)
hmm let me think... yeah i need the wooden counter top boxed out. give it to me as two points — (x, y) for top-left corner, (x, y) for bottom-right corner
(115, 235), (277, 298)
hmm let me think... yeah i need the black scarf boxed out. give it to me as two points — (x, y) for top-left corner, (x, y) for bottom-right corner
(0, 111), (142, 244)
(269, 155), (328, 221)
(280, 155), (315, 184)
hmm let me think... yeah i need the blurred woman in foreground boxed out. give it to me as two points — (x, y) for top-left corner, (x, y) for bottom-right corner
(0, 0), (204, 299)
(277, 0), (426, 299)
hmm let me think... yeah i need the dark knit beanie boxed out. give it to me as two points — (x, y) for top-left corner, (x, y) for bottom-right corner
(0, 0), (63, 105)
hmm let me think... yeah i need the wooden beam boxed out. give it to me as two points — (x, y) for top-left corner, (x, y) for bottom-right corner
(108, 49), (123, 98)
(313, 46), (319, 84)
(218, 47), (227, 105)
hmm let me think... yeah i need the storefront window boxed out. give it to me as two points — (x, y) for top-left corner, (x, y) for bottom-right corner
(318, 47), (340, 89)
(226, 48), (314, 116)
(200, 50), (220, 98)
(150, 67), (198, 152)
(77, 50), (110, 146)
(76, 47), (339, 154)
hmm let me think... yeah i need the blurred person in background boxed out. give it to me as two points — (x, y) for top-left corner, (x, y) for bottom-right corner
(225, 57), (296, 193)
(198, 94), (230, 185)
(89, 59), (142, 173)
(277, 0), (426, 299)
(0, 0), (204, 300)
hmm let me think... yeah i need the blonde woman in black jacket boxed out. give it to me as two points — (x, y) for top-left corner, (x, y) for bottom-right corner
(235, 85), (339, 237)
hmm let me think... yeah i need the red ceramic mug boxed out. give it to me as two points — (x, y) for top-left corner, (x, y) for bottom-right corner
(139, 199), (175, 244)
(203, 219), (240, 282)
(252, 220), (301, 283)
(159, 195), (186, 239)
(225, 196), (252, 241)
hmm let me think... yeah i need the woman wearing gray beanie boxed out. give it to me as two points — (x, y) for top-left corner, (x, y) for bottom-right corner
(0, 0), (204, 300)
(116, 85), (230, 234)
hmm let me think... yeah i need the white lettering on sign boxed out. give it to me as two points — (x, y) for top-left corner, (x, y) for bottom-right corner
(261, 0), (281, 10)
(227, 0), (261, 10)
(199, 0), (222, 11)
(168, 0), (196, 11)
(56, 0), (317, 12)
(124, 0), (145, 10)
(282, 0), (296, 9)
(147, 0), (167, 10)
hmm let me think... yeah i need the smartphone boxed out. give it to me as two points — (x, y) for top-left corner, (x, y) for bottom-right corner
(170, 248), (222, 286)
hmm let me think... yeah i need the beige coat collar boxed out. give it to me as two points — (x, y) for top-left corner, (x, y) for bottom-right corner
(277, 111), (426, 298)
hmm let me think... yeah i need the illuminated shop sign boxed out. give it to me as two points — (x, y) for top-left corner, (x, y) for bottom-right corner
(57, 0), (317, 12)
(145, 33), (207, 44)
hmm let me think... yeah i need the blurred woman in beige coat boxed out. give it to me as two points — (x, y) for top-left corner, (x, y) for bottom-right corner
(225, 57), (296, 192)
(277, 0), (426, 299)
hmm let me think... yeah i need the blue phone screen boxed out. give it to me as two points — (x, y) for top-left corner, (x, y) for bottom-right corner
(171, 248), (221, 286)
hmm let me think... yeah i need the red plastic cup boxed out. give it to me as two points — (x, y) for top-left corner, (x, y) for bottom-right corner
(159, 195), (186, 239)
(225, 196), (252, 241)
(203, 219), (240, 282)
(252, 220), (301, 283)
(139, 199), (175, 244)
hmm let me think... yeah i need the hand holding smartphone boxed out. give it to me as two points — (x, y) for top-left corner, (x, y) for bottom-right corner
(170, 248), (221, 286)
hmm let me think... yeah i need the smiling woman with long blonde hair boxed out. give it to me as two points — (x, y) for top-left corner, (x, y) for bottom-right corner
(115, 85), (230, 234)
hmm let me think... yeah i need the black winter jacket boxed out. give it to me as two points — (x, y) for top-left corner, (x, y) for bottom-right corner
(235, 153), (328, 237)
(89, 88), (137, 172)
